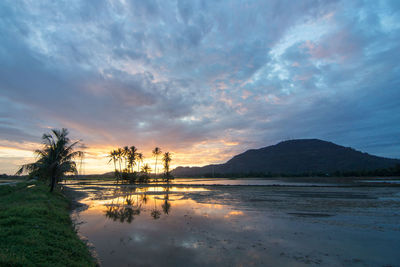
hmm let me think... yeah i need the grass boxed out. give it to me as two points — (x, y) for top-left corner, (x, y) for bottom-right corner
(0, 181), (96, 266)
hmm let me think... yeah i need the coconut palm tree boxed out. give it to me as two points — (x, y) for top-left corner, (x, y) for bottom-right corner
(127, 155), (135, 173)
(141, 163), (151, 174)
(162, 152), (172, 179)
(116, 148), (124, 174)
(108, 150), (118, 177)
(16, 128), (84, 192)
(129, 146), (138, 173)
(152, 147), (162, 179)
(136, 152), (143, 172)
(139, 163), (151, 183)
(123, 146), (130, 170)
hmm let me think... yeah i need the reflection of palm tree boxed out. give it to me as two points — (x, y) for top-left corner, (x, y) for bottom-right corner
(151, 197), (161, 220)
(16, 128), (84, 192)
(124, 206), (134, 223)
(162, 199), (171, 214)
(142, 193), (148, 204)
(163, 185), (170, 199)
(105, 187), (142, 223)
(151, 209), (161, 219)
(162, 185), (171, 214)
(140, 187), (148, 204)
(105, 206), (118, 221)
(152, 147), (162, 181)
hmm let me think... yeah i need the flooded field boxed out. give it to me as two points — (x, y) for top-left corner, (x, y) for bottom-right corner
(68, 178), (400, 266)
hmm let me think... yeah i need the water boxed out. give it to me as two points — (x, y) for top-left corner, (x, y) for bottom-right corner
(69, 179), (400, 266)
(170, 178), (338, 186)
(361, 179), (400, 184)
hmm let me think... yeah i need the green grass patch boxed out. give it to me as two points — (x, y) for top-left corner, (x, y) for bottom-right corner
(0, 182), (95, 266)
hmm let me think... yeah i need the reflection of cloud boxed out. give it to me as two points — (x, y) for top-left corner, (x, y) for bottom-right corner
(1, 0), (400, 174)
(224, 210), (244, 218)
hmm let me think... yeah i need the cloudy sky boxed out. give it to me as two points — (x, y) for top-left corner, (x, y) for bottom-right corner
(0, 0), (399, 174)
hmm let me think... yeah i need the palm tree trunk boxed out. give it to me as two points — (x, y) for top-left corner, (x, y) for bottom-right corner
(50, 175), (56, 192)
(118, 159), (122, 181)
(155, 157), (158, 179)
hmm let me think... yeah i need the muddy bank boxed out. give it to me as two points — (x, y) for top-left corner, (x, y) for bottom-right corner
(62, 185), (101, 266)
(62, 184), (89, 212)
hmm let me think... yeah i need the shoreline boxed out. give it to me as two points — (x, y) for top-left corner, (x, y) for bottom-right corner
(62, 184), (102, 266)
(62, 184), (90, 212)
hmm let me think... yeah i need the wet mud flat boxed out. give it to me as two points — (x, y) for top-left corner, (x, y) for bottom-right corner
(68, 179), (400, 266)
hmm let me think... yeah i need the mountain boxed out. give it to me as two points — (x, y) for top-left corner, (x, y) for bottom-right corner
(172, 139), (400, 177)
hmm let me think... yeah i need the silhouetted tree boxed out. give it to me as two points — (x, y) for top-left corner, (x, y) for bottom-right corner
(136, 152), (143, 172)
(116, 148), (123, 174)
(108, 150), (119, 179)
(162, 152), (173, 181)
(152, 147), (162, 180)
(16, 128), (84, 192)
(141, 163), (151, 174)
(123, 146), (130, 170)
(128, 146), (137, 173)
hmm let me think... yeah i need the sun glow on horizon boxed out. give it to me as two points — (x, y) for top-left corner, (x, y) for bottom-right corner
(0, 139), (242, 175)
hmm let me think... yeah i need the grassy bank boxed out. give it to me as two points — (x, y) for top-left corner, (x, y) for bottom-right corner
(0, 181), (95, 266)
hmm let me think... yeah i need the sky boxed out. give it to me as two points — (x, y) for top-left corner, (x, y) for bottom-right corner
(0, 0), (400, 174)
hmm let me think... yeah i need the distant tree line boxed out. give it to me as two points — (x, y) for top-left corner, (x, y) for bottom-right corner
(107, 146), (173, 183)
(183, 164), (400, 178)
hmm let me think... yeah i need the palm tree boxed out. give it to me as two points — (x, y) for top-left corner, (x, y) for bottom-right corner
(123, 146), (130, 170)
(139, 163), (151, 183)
(141, 163), (151, 174)
(136, 152), (143, 172)
(116, 148), (123, 174)
(127, 154), (135, 173)
(162, 152), (172, 178)
(129, 146), (137, 173)
(152, 147), (162, 178)
(108, 150), (118, 177)
(16, 128), (84, 192)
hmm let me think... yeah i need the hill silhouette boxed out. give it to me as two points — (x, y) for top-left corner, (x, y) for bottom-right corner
(172, 139), (400, 177)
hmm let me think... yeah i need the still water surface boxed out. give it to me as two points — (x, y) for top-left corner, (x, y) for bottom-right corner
(69, 178), (400, 266)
